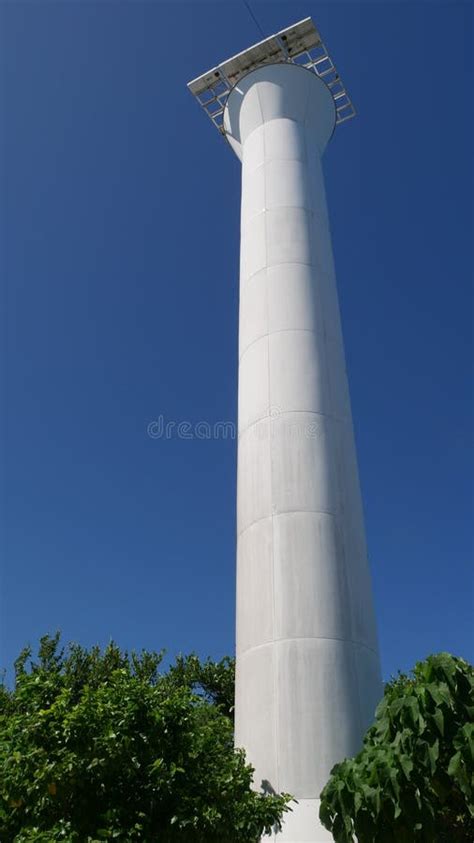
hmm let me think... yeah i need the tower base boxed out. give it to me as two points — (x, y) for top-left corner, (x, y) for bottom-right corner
(272, 798), (334, 842)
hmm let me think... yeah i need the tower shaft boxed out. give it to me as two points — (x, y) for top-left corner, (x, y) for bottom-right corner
(226, 64), (382, 841)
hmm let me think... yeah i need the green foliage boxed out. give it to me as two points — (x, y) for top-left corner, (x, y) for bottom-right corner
(319, 653), (474, 843)
(165, 653), (235, 721)
(0, 635), (291, 842)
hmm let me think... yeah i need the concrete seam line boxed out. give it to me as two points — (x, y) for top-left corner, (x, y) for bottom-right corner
(239, 327), (324, 364)
(237, 509), (340, 538)
(237, 408), (349, 439)
(241, 258), (331, 285)
(237, 636), (380, 659)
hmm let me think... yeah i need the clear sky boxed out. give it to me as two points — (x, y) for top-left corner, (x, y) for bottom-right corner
(1, 0), (472, 682)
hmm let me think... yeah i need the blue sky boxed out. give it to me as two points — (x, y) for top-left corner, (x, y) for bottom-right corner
(1, 0), (472, 682)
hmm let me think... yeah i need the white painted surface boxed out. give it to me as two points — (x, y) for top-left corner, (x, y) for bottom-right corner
(275, 799), (335, 842)
(224, 64), (382, 842)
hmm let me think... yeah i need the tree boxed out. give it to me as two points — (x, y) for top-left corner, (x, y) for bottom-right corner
(0, 634), (290, 842)
(319, 653), (474, 843)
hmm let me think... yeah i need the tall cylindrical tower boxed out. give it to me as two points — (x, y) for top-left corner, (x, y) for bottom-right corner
(189, 20), (382, 843)
(226, 62), (381, 841)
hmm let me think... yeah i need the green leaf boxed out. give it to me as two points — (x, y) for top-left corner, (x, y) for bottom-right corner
(433, 707), (444, 737)
(428, 739), (439, 775)
(399, 755), (413, 781)
(447, 750), (461, 778)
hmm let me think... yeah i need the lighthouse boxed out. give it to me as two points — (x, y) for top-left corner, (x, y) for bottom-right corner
(188, 19), (382, 842)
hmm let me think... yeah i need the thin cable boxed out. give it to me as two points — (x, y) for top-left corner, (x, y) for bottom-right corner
(242, 0), (265, 38)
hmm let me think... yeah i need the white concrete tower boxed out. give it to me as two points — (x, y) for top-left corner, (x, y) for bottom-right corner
(189, 19), (382, 843)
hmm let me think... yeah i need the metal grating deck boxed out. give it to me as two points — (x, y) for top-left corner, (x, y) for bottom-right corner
(188, 18), (356, 136)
